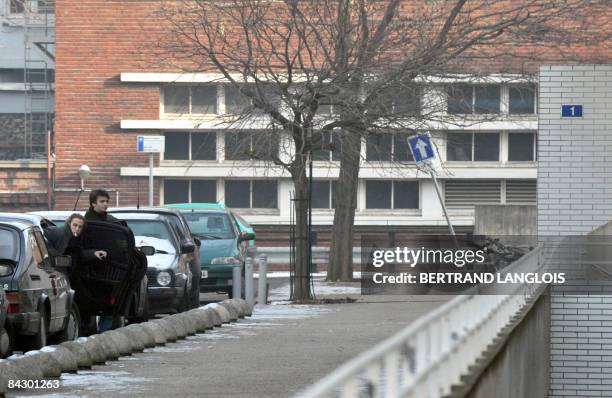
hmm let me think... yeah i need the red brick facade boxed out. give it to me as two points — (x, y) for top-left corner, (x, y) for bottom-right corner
(53, 0), (612, 211)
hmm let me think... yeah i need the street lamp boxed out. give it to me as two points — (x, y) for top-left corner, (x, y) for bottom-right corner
(74, 165), (91, 210)
(78, 164), (91, 190)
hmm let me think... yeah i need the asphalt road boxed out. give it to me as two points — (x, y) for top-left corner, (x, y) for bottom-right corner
(9, 279), (449, 398)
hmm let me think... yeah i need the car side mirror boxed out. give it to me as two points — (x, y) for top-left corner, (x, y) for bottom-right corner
(238, 232), (255, 242)
(181, 243), (195, 254)
(53, 255), (72, 270)
(193, 237), (202, 247)
(139, 246), (155, 256)
(0, 261), (15, 277)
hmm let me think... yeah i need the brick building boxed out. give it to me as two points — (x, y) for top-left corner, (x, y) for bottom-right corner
(51, 1), (611, 246)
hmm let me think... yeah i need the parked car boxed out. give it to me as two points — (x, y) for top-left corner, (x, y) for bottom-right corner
(0, 212), (57, 230)
(109, 207), (202, 309)
(0, 287), (11, 358)
(28, 210), (149, 324)
(0, 219), (80, 350)
(111, 213), (193, 314)
(166, 203), (255, 298)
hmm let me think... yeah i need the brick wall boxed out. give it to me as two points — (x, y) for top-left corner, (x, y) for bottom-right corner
(538, 65), (612, 397)
(0, 162), (49, 211)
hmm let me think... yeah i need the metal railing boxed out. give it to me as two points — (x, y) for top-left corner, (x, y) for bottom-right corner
(298, 247), (547, 398)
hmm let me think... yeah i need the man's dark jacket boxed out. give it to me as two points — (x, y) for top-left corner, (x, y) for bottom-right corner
(44, 224), (97, 262)
(85, 208), (119, 222)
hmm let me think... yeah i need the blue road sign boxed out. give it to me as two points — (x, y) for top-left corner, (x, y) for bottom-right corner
(562, 105), (583, 117)
(407, 134), (435, 163)
(137, 136), (144, 152)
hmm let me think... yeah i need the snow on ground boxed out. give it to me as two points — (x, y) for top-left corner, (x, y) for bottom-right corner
(267, 276), (362, 303)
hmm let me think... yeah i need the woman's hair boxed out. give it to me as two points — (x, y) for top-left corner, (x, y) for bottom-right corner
(66, 213), (87, 228)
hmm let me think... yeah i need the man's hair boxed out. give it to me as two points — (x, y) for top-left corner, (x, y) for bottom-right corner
(89, 189), (110, 206)
(66, 213), (86, 228)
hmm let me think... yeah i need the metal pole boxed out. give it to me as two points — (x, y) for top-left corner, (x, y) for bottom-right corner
(429, 167), (459, 248)
(308, 156), (313, 275)
(258, 254), (268, 306)
(245, 257), (254, 308)
(232, 265), (241, 299)
(148, 153), (154, 206)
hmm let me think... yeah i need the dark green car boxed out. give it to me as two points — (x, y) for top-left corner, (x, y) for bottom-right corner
(166, 204), (255, 297)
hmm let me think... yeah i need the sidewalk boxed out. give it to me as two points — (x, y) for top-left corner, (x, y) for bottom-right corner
(11, 282), (449, 397)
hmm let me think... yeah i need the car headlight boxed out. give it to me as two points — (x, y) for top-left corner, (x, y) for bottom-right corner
(210, 256), (241, 265)
(156, 271), (172, 286)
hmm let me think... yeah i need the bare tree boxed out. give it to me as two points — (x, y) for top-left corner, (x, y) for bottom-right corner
(151, 0), (610, 298)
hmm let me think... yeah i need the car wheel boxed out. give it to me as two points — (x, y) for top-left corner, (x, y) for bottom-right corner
(23, 309), (48, 351)
(177, 287), (190, 313)
(131, 292), (149, 323)
(0, 322), (13, 359)
(53, 303), (81, 344)
(190, 281), (200, 309)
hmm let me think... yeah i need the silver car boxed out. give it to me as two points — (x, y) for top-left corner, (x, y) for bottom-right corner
(0, 220), (79, 350)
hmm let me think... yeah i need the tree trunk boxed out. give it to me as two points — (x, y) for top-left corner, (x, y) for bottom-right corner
(292, 165), (312, 300)
(327, 129), (361, 281)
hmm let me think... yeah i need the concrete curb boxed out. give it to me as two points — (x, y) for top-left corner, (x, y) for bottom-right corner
(0, 299), (252, 392)
(59, 341), (93, 369)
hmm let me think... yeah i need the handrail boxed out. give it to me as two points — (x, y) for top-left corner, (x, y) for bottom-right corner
(298, 246), (546, 398)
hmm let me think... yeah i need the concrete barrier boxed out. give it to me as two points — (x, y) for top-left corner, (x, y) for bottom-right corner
(40, 345), (79, 373)
(234, 298), (253, 317)
(140, 321), (167, 345)
(152, 319), (179, 342)
(205, 303), (231, 323)
(219, 300), (240, 321)
(190, 309), (214, 332)
(126, 324), (156, 348)
(59, 341), (94, 369)
(161, 316), (188, 339)
(104, 330), (133, 356)
(87, 334), (119, 362)
(118, 328), (145, 352)
(0, 359), (22, 391)
(172, 313), (197, 336)
(204, 307), (223, 326)
(76, 337), (107, 364)
(24, 350), (63, 377)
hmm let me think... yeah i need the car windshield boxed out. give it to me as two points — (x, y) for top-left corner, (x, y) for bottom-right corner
(183, 212), (235, 240)
(123, 220), (175, 243)
(0, 228), (19, 262)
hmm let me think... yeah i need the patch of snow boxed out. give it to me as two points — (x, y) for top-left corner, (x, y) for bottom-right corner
(268, 277), (361, 302)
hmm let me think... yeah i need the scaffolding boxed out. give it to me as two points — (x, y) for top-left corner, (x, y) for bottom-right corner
(20, 0), (54, 159)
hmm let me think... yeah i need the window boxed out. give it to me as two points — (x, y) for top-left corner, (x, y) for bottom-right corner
(365, 180), (419, 209)
(312, 131), (341, 161)
(163, 85), (217, 115)
(37, 0), (54, 14)
(311, 180), (337, 209)
(366, 132), (414, 162)
(225, 180), (278, 209)
(225, 85), (251, 114)
(164, 179), (217, 204)
(10, 0), (24, 13)
(0, 229), (18, 262)
(182, 213), (236, 240)
(164, 132), (217, 161)
(446, 132), (499, 161)
(509, 85), (536, 114)
(225, 131), (278, 161)
(445, 180), (501, 208)
(379, 85), (421, 116)
(447, 84), (500, 114)
(508, 132), (536, 161)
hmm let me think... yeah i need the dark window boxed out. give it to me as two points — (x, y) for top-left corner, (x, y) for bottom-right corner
(37, 0), (54, 14)
(366, 181), (392, 209)
(164, 86), (189, 114)
(164, 133), (189, 160)
(253, 181), (278, 208)
(164, 180), (189, 204)
(191, 132), (216, 160)
(474, 85), (500, 114)
(392, 133), (414, 162)
(509, 85), (535, 114)
(394, 181), (419, 209)
(447, 133), (472, 161)
(225, 181), (250, 208)
(252, 134), (278, 161)
(10, 0), (25, 13)
(192, 180), (217, 203)
(366, 134), (392, 161)
(312, 181), (331, 208)
(392, 85), (421, 115)
(508, 133), (536, 161)
(225, 85), (251, 114)
(447, 85), (472, 114)
(225, 132), (251, 160)
(473, 133), (499, 161)
(313, 131), (340, 161)
(192, 86), (217, 114)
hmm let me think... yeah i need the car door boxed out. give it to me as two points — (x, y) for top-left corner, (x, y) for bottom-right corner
(28, 229), (63, 332)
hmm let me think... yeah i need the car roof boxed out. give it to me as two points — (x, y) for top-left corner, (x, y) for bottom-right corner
(166, 203), (227, 211)
(109, 207), (184, 216)
(0, 219), (36, 231)
(111, 212), (167, 221)
(0, 213), (52, 225)
(29, 210), (81, 218)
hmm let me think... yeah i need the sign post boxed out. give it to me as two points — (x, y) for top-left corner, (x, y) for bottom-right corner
(407, 133), (458, 247)
(137, 136), (165, 206)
